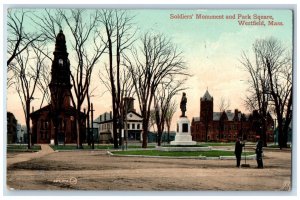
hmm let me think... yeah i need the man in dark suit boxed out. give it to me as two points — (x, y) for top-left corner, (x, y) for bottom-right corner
(255, 135), (264, 168)
(234, 137), (245, 167)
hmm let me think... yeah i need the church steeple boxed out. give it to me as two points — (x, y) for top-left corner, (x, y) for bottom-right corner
(54, 29), (67, 55)
(49, 30), (72, 108)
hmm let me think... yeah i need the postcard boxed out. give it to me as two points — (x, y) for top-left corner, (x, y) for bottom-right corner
(5, 5), (294, 194)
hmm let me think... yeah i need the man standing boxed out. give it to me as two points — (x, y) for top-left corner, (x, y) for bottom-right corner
(234, 137), (244, 168)
(255, 135), (264, 168)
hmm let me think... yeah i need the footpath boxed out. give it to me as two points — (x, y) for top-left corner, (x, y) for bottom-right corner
(6, 144), (55, 167)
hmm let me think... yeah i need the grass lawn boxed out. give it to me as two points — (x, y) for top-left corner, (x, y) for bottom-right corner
(50, 144), (155, 151)
(7, 144), (41, 152)
(202, 142), (235, 146)
(112, 150), (253, 157)
(162, 143), (235, 148)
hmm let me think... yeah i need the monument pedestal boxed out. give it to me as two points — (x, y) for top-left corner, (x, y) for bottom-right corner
(170, 117), (196, 145)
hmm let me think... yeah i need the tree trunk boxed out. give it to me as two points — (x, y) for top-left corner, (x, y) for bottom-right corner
(76, 109), (83, 149)
(26, 100), (31, 149)
(262, 117), (267, 147)
(87, 102), (91, 146)
(157, 128), (162, 146)
(167, 126), (170, 144)
(54, 126), (58, 146)
(112, 110), (119, 149)
(54, 119), (58, 146)
(277, 118), (284, 149)
(142, 121), (148, 148)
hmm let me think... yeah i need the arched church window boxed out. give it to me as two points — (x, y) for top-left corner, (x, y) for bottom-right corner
(59, 59), (63, 66)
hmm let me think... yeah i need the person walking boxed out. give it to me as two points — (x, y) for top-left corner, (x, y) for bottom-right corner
(255, 135), (264, 168)
(234, 137), (244, 168)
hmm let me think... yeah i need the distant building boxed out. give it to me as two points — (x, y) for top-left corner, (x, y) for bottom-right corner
(16, 124), (26, 143)
(94, 112), (113, 143)
(21, 125), (28, 144)
(191, 90), (274, 142)
(30, 30), (86, 144)
(94, 97), (143, 143)
(7, 112), (17, 144)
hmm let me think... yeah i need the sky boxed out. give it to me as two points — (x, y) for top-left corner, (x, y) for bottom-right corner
(6, 8), (293, 131)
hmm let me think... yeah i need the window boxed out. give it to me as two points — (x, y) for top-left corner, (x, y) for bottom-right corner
(132, 123), (135, 129)
(127, 124), (130, 129)
(59, 59), (63, 66)
(137, 124), (140, 130)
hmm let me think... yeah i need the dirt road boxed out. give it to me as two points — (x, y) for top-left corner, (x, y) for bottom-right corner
(6, 147), (291, 191)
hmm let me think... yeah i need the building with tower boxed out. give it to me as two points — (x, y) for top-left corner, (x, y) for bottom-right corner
(30, 30), (86, 144)
(191, 90), (274, 142)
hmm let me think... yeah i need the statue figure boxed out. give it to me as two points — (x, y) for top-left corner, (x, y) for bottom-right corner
(180, 92), (187, 117)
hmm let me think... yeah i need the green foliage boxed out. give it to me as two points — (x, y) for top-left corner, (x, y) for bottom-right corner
(50, 144), (156, 151)
(7, 145), (41, 152)
(163, 143), (235, 147)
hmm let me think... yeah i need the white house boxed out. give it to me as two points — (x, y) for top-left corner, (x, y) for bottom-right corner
(94, 111), (143, 143)
(16, 124), (26, 143)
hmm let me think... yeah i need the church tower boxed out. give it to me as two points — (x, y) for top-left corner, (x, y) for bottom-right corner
(200, 90), (213, 122)
(49, 30), (72, 109)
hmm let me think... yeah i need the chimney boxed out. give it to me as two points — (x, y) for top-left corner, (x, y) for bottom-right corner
(124, 97), (135, 113)
(234, 109), (238, 116)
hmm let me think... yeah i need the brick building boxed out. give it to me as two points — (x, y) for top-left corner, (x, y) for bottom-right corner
(30, 30), (86, 144)
(7, 112), (17, 144)
(191, 90), (274, 142)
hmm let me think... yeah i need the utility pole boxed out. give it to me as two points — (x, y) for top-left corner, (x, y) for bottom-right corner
(91, 103), (95, 149)
(125, 100), (128, 150)
(84, 108), (86, 148)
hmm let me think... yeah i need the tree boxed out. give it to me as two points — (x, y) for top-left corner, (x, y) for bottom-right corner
(263, 39), (292, 148)
(241, 38), (292, 148)
(153, 77), (187, 146)
(98, 10), (136, 149)
(165, 101), (177, 144)
(33, 9), (107, 148)
(125, 33), (188, 148)
(11, 42), (47, 149)
(7, 9), (45, 68)
(217, 97), (230, 141)
(60, 9), (107, 148)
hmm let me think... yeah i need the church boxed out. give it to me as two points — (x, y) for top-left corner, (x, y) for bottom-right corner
(191, 90), (274, 142)
(30, 30), (86, 144)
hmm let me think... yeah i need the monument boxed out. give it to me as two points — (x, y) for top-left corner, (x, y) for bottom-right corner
(171, 92), (196, 145)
